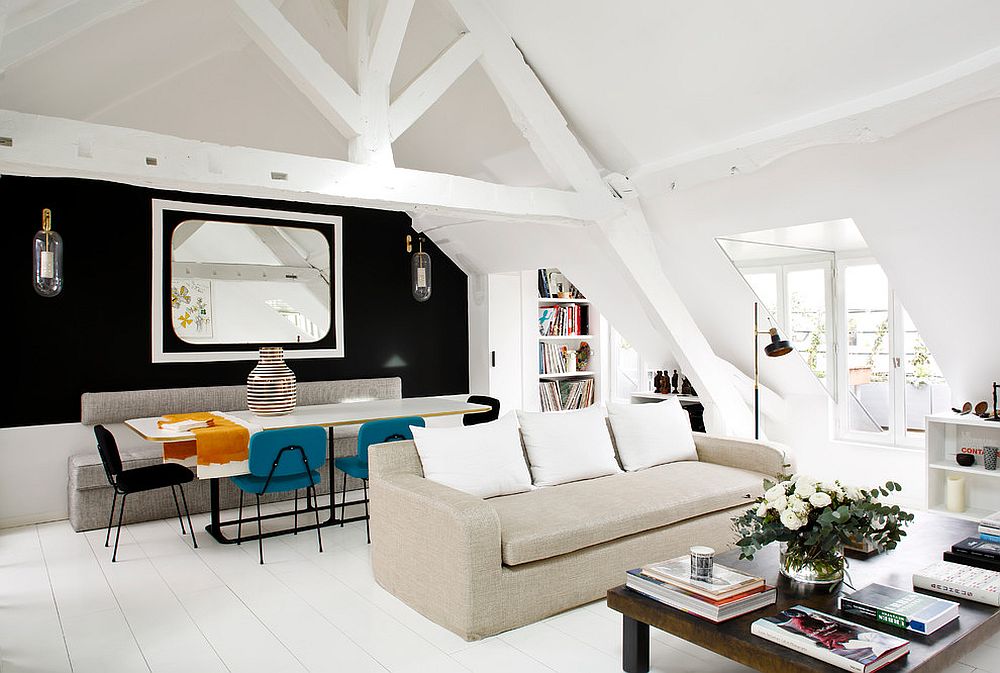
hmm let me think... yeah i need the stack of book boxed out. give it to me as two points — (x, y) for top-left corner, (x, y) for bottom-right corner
(752, 605), (909, 672)
(941, 510), (1000, 571)
(538, 379), (594, 411)
(537, 268), (583, 299)
(539, 342), (569, 374)
(913, 560), (1000, 606)
(538, 304), (588, 336)
(838, 583), (959, 634)
(626, 556), (775, 622)
(979, 511), (1000, 542)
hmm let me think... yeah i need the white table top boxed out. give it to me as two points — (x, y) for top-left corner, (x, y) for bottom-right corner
(124, 396), (492, 442)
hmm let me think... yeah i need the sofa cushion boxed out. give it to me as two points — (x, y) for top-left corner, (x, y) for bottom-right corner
(607, 399), (697, 471)
(488, 461), (764, 566)
(516, 406), (621, 486)
(412, 413), (533, 498)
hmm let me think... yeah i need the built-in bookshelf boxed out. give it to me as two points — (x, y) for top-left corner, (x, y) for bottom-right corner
(926, 412), (1000, 521)
(534, 268), (600, 412)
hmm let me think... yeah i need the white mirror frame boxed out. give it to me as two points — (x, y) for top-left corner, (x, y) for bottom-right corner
(152, 199), (345, 363)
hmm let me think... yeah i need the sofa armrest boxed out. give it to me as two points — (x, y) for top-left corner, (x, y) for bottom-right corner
(368, 441), (502, 640)
(694, 433), (794, 478)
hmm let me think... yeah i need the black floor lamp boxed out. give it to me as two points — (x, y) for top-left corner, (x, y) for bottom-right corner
(754, 301), (793, 439)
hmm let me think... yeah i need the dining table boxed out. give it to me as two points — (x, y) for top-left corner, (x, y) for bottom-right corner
(124, 396), (491, 544)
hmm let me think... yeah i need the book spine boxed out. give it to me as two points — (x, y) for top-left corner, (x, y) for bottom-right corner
(913, 572), (1000, 606)
(980, 531), (1000, 543)
(750, 622), (863, 672)
(838, 598), (916, 633)
(952, 545), (1000, 561)
(943, 550), (1000, 573)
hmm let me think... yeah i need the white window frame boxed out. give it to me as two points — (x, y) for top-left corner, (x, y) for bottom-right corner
(735, 258), (837, 397)
(835, 257), (923, 448)
(608, 326), (649, 403)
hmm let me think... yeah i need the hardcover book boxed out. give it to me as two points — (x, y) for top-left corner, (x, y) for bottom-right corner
(913, 561), (1000, 606)
(953, 537), (1000, 561)
(944, 550), (1000, 573)
(751, 606), (909, 672)
(626, 569), (775, 622)
(838, 583), (959, 634)
(643, 556), (763, 599)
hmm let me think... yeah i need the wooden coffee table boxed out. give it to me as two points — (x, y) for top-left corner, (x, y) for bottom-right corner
(607, 513), (999, 672)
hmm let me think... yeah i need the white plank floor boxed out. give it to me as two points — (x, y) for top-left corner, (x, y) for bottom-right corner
(1, 500), (997, 673)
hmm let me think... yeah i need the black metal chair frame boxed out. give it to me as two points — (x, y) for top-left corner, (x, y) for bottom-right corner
(235, 444), (323, 564)
(339, 431), (406, 545)
(94, 425), (197, 563)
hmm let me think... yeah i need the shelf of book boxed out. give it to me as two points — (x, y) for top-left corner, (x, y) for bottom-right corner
(530, 268), (602, 412)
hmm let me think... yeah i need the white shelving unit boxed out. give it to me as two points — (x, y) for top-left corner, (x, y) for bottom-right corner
(926, 412), (1000, 521)
(524, 269), (602, 412)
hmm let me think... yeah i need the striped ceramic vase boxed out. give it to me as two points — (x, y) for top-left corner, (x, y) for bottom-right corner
(246, 347), (297, 416)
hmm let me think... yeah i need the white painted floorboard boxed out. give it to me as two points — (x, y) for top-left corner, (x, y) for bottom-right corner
(2, 502), (997, 673)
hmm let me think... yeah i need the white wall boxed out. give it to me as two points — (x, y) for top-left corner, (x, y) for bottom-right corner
(637, 99), (1000, 502)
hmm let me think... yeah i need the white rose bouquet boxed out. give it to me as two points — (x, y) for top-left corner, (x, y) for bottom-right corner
(733, 473), (913, 583)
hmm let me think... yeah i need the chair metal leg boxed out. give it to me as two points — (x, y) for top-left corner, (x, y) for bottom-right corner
(105, 490), (118, 547)
(178, 484), (198, 549)
(363, 479), (371, 544)
(311, 485), (323, 553)
(293, 489), (299, 535)
(255, 494), (264, 565)
(340, 471), (347, 527)
(170, 485), (186, 535)
(237, 491), (244, 546)
(112, 494), (127, 562)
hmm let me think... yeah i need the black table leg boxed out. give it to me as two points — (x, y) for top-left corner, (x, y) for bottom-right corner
(208, 477), (222, 539)
(623, 615), (649, 673)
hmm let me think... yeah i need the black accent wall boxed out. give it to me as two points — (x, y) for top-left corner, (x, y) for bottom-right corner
(5, 175), (469, 428)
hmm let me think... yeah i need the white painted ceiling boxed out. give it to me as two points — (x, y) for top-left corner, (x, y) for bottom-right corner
(3, 0), (1000, 186)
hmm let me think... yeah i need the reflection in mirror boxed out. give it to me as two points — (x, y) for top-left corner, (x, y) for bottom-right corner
(717, 236), (836, 396)
(717, 219), (951, 445)
(171, 220), (331, 345)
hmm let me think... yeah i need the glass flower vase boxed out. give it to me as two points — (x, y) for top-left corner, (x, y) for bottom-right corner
(779, 542), (845, 585)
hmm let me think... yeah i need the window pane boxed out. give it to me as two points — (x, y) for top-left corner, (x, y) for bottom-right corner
(744, 272), (779, 320)
(612, 331), (642, 401)
(844, 264), (890, 435)
(902, 307), (951, 437)
(787, 268), (828, 385)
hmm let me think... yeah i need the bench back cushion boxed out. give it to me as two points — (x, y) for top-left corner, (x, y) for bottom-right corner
(80, 377), (402, 426)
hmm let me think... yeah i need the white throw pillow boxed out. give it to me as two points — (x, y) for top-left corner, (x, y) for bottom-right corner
(606, 399), (698, 471)
(516, 406), (622, 486)
(411, 412), (532, 498)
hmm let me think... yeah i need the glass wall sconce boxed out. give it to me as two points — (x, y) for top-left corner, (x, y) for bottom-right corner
(409, 234), (431, 302)
(33, 208), (63, 297)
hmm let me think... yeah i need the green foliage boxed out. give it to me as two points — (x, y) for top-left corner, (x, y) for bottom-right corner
(732, 473), (914, 567)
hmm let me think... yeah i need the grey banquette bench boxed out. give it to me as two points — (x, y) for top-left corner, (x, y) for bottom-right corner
(68, 377), (402, 532)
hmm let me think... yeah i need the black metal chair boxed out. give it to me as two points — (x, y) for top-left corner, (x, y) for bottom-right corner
(93, 424), (198, 562)
(464, 395), (501, 426)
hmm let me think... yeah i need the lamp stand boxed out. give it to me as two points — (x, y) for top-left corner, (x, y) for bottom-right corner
(754, 302), (760, 440)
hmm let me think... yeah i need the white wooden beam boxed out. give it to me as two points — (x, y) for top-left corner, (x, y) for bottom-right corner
(447, 0), (607, 196)
(0, 0), (150, 73)
(0, 109), (607, 225)
(389, 32), (481, 140)
(229, 0), (362, 139)
(630, 45), (1000, 195)
(369, 0), (413, 81)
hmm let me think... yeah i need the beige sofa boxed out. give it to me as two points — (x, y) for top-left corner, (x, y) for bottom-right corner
(369, 430), (791, 641)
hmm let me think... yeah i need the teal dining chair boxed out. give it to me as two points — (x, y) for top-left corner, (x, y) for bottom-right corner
(336, 416), (424, 543)
(231, 426), (326, 564)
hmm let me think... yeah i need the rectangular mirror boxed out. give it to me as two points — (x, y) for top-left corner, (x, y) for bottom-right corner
(152, 200), (344, 363)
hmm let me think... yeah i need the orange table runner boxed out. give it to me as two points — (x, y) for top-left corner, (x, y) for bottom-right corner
(159, 412), (255, 478)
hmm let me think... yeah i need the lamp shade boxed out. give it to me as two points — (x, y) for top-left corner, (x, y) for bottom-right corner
(764, 328), (793, 357)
